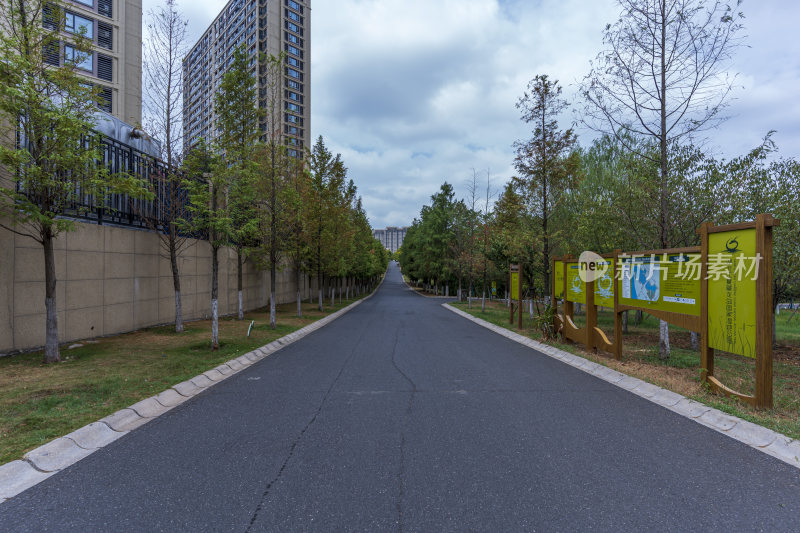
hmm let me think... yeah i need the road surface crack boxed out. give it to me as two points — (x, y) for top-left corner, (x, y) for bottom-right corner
(391, 328), (417, 533)
(245, 326), (367, 532)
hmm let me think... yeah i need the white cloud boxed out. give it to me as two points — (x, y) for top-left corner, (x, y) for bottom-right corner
(143, 0), (800, 228)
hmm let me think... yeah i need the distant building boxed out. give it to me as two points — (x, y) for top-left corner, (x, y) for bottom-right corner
(373, 226), (408, 253)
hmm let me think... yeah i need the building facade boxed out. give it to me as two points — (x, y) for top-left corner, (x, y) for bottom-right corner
(373, 226), (408, 253)
(182, 0), (310, 156)
(44, 0), (143, 125)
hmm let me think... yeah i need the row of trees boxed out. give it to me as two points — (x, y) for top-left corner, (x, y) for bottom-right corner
(0, 0), (388, 362)
(399, 0), (799, 359)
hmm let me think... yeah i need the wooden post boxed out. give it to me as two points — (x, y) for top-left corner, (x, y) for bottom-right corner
(563, 255), (574, 339)
(755, 214), (775, 408)
(613, 250), (622, 360)
(699, 222), (713, 383)
(586, 275), (596, 353)
(518, 282), (523, 330)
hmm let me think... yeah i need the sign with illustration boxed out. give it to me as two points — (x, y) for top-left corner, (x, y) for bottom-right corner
(617, 254), (701, 316)
(588, 258), (614, 308)
(564, 263), (585, 304)
(707, 229), (758, 358)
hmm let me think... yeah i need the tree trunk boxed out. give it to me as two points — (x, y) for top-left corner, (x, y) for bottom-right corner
(330, 286), (334, 307)
(270, 261), (277, 329)
(690, 331), (699, 350)
(211, 245), (219, 350)
(42, 231), (60, 363)
(237, 249), (244, 320)
(170, 230), (183, 333)
(296, 269), (302, 318)
(659, 320), (670, 360)
(318, 272), (324, 311)
(635, 310), (643, 325)
(622, 310), (628, 334)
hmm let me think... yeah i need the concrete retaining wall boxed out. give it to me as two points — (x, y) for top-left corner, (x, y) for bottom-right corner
(0, 222), (314, 353)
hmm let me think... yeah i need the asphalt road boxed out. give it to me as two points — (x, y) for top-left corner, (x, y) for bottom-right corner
(2, 262), (800, 531)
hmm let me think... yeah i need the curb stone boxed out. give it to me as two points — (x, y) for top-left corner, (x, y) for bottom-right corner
(0, 275), (386, 503)
(443, 302), (800, 471)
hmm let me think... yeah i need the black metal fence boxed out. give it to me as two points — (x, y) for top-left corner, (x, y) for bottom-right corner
(15, 130), (197, 234)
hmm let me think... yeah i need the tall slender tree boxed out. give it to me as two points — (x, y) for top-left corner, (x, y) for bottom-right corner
(253, 53), (289, 328)
(182, 140), (226, 348)
(215, 45), (261, 321)
(141, 0), (190, 332)
(514, 75), (578, 298)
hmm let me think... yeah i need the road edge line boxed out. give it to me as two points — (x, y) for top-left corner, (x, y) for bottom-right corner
(0, 278), (386, 504)
(442, 302), (800, 471)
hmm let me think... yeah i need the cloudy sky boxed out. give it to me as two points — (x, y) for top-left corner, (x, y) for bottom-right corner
(149, 0), (800, 229)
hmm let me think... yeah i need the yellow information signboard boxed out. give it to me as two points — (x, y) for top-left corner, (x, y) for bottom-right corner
(708, 228), (757, 358)
(617, 253), (701, 316)
(594, 259), (614, 308)
(565, 263), (585, 304)
(510, 271), (520, 301)
(554, 261), (564, 299)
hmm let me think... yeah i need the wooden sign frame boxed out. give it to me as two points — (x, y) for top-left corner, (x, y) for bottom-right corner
(550, 214), (778, 408)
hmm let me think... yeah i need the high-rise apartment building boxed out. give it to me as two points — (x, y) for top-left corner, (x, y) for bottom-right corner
(43, 0), (143, 125)
(182, 0), (310, 156)
(373, 227), (408, 253)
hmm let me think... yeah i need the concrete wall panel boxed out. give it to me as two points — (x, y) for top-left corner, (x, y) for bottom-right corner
(1, 222), (315, 353)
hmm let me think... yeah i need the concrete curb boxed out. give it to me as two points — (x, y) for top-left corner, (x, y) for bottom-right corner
(0, 281), (384, 504)
(443, 303), (800, 471)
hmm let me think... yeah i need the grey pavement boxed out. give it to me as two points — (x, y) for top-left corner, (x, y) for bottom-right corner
(1, 262), (799, 531)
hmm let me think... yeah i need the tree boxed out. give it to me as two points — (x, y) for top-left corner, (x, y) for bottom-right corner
(182, 140), (226, 349)
(215, 45), (260, 321)
(307, 136), (345, 311)
(0, 0), (143, 362)
(141, 0), (190, 332)
(581, 0), (744, 358)
(514, 74), (578, 298)
(719, 134), (800, 343)
(284, 154), (310, 317)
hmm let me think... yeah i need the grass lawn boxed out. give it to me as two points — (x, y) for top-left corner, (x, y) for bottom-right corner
(451, 299), (800, 441)
(0, 297), (365, 465)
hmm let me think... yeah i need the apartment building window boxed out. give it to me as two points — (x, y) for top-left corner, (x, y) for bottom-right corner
(285, 102), (301, 112)
(73, 0), (94, 7)
(286, 56), (302, 68)
(286, 32), (302, 46)
(286, 9), (301, 23)
(287, 79), (302, 91)
(97, 21), (113, 50)
(65, 11), (94, 38)
(286, 0), (303, 14)
(97, 85), (112, 113)
(286, 67), (302, 80)
(97, 0), (112, 18)
(97, 53), (112, 81)
(285, 21), (302, 35)
(64, 44), (93, 71)
(285, 44), (303, 58)
(43, 40), (60, 65)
